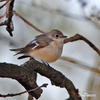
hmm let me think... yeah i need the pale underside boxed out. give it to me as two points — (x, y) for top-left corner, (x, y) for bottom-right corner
(29, 41), (63, 63)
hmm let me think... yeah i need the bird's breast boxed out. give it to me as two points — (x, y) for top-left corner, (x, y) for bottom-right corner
(29, 41), (63, 62)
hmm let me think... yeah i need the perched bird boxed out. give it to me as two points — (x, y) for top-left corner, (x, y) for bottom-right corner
(10, 29), (67, 63)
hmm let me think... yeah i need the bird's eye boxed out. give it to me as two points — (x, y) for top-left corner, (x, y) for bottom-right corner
(55, 34), (59, 38)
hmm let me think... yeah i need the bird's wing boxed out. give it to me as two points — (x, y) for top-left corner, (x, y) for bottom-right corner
(10, 34), (53, 55)
(25, 34), (53, 51)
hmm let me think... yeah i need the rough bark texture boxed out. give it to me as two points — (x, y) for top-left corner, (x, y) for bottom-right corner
(0, 59), (82, 100)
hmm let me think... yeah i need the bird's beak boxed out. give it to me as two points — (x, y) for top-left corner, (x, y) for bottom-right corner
(62, 35), (67, 38)
(62, 36), (67, 44)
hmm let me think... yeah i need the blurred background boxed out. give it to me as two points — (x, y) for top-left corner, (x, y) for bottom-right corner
(0, 0), (100, 100)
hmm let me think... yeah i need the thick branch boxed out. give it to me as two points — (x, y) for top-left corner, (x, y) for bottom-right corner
(0, 63), (42, 99)
(0, 59), (82, 100)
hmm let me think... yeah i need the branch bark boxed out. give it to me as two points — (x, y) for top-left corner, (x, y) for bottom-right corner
(0, 59), (82, 100)
(64, 34), (100, 56)
(0, 62), (42, 99)
(13, 11), (46, 34)
(0, 0), (15, 36)
(0, 84), (48, 98)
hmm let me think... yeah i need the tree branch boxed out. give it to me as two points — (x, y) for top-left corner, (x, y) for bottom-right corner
(64, 34), (100, 56)
(0, 0), (9, 9)
(5, 0), (15, 36)
(0, 59), (82, 100)
(60, 56), (100, 75)
(0, 84), (47, 98)
(0, 0), (15, 36)
(13, 11), (46, 34)
(0, 62), (42, 99)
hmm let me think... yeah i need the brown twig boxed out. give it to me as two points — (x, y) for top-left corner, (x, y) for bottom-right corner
(0, 84), (48, 98)
(5, 0), (15, 36)
(0, 0), (15, 36)
(60, 56), (100, 75)
(64, 34), (100, 56)
(13, 11), (46, 34)
(0, 20), (7, 26)
(7, 10), (100, 57)
(0, 0), (9, 9)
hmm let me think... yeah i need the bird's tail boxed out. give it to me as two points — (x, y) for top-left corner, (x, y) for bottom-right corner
(10, 48), (24, 51)
(18, 55), (30, 59)
(10, 48), (24, 56)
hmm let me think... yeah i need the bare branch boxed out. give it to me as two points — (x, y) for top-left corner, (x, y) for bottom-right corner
(25, 59), (82, 100)
(13, 11), (46, 34)
(0, 59), (82, 100)
(0, 0), (15, 36)
(60, 56), (100, 75)
(0, 84), (48, 98)
(0, 0), (9, 9)
(5, 0), (15, 36)
(64, 34), (100, 56)
(0, 62), (42, 99)
(0, 20), (7, 26)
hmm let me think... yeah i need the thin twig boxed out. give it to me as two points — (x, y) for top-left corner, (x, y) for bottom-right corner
(5, 0), (15, 36)
(64, 34), (100, 56)
(0, 0), (9, 9)
(60, 56), (100, 75)
(0, 21), (7, 26)
(13, 11), (46, 34)
(0, 84), (48, 98)
(0, 0), (15, 36)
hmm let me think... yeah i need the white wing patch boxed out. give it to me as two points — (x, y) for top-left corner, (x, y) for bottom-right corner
(31, 40), (39, 49)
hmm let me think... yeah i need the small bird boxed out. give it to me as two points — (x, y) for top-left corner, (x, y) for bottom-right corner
(10, 29), (67, 63)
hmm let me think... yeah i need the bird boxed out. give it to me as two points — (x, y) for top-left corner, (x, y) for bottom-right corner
(10, 29), (67, 63)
